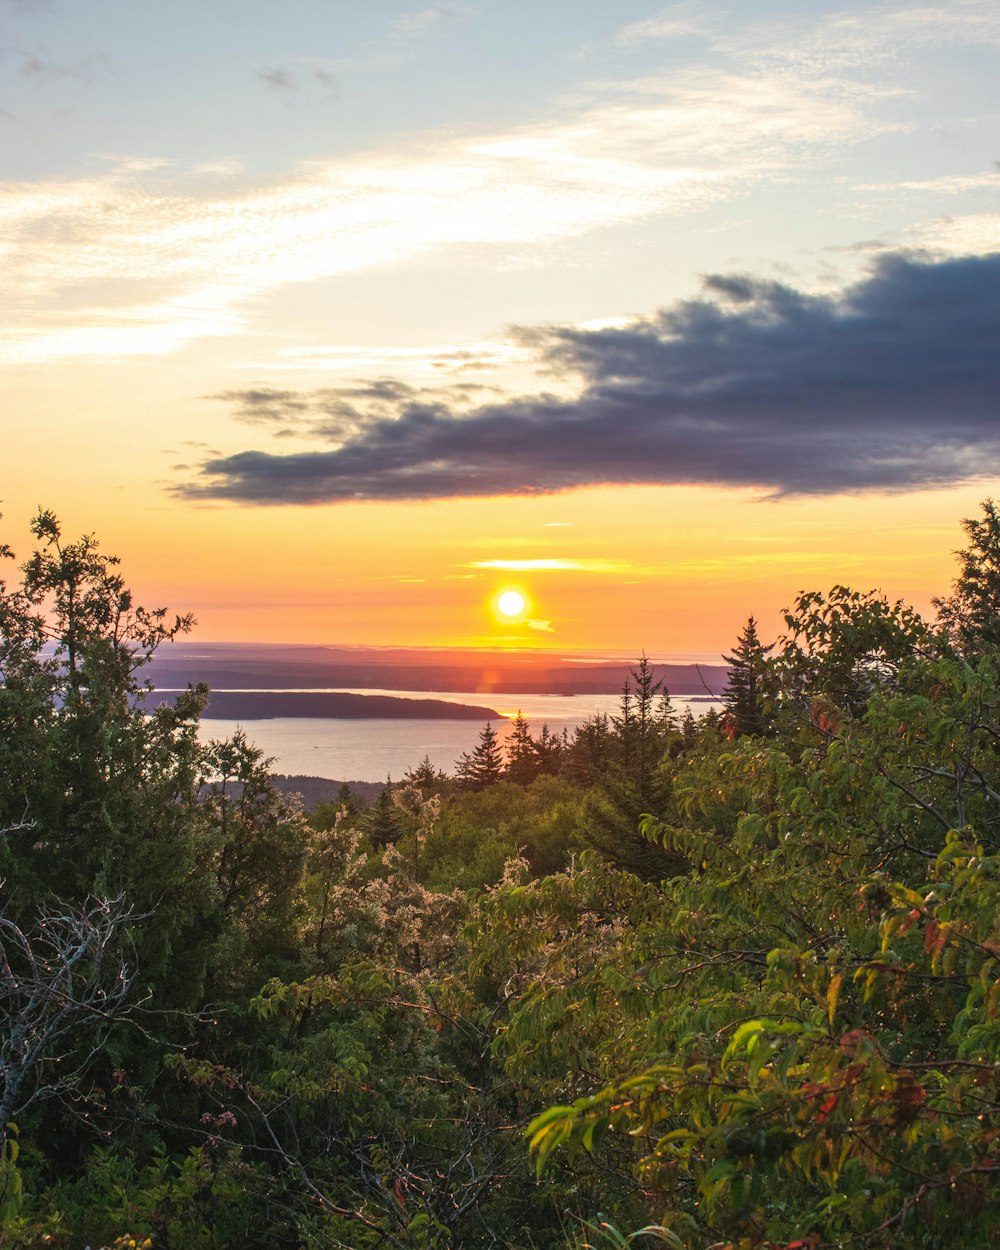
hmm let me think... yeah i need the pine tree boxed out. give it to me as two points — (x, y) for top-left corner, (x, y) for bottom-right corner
(533, 723), (564, 777)
(562, 712), (614, 787)
(504, 711), (538, 785)
(580, 656), (685, 881)
(366, 779), (404, 848)
(403, 754), (448, 794)
(614, 654), (673, 807)
(337, 781), (357, 815)
(455, 722), (505, 789)
(723, 616), (775, 737)
(934, 498), (1000, 656)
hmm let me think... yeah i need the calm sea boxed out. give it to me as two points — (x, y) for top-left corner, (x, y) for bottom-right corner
(198, 689), (723, 783)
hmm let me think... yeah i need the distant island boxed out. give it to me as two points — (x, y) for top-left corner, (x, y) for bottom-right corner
(150, 689), (504, 721)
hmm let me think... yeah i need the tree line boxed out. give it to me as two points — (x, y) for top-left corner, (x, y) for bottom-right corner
(1, 503), (999, 1247)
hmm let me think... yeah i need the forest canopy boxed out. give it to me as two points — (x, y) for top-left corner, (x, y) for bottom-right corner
(2, 504), (1000, 1249)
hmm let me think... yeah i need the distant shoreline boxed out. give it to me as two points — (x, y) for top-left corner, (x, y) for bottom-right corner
(150, 690), (504, 721)
(146, 643), (729, 699)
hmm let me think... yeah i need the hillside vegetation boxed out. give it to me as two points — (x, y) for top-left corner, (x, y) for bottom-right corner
(2, 504), (1000, 1249)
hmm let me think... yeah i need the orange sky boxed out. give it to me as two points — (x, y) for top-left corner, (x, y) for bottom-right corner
(0, 473), (985, 656)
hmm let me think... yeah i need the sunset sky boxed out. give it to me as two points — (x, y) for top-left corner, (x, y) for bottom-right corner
(3, 0), (999, 654)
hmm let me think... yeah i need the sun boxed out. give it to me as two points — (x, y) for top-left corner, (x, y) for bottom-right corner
(496, 589), (527, 619)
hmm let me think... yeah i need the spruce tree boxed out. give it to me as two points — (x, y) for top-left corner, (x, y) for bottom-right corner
(533, 723), (564, 777)
(722, 616), (775, 737)
(366, 780), (404, 848)
(455, 722), (504, 789)
(403, 754), (448, 793)
(562, 712), (614, 787)
(580, 656), (684, 880)
(934, 498), (1000, 656)
(504, 711), (538, 785)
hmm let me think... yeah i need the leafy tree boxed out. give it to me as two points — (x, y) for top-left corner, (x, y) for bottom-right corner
(199, 731), (309, 977)
(528, 598), (1000, 1247)
(774, 584), (936, 722)
(721, 615), (775, 737)
(0, 512), (215, 1007)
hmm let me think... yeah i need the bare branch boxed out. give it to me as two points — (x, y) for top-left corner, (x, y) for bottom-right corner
(0, 893), (142, 1138)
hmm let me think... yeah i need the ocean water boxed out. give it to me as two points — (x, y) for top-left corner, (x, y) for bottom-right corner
(199, 690), (723, 783)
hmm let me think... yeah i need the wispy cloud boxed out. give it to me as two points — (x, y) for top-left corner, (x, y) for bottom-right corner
(271, 340), (530, 375)
(470, 559), (626, 572)
(1, 52), (881, 364)
(17, 50), (113, 82)
(615, 3), (714, 45)
(175, 252), (1000, 504)
(207, 378), (497, 440)
(5, 2), (994, 367)
(255, 58), (338, 98)
(390, 4), (469, 38)
(329, 3), (470, 76)
(622, 2), (1000, 65)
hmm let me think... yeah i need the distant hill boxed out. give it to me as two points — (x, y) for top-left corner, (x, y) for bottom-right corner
(145, 642), (729, 698)
(270, 775), (385, 807)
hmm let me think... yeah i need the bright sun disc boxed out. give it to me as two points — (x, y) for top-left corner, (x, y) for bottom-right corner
(497, 590), (526, 618)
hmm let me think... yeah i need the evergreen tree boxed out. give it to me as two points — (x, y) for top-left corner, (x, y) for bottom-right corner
(455, 722), (505, 789)
(365, 779), (404, 848)
(0, 510), (219, 1006)
(403, 754), (448, 793)
(504, 711), (538, 785)
(613, 654), (673, 805)
(722, 615), (775, 737)
(934, 498), (1000, 655)
(562, 712), (614, 787)
(533, 723), (564, 777)
(580, 656), (684, 880)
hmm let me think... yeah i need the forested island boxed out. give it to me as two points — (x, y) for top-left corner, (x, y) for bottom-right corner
(146, 690), (505, 721)
(2, 505), (1000, 1248)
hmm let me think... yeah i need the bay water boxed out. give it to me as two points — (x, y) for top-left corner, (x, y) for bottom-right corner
(198, 689), (723, 783)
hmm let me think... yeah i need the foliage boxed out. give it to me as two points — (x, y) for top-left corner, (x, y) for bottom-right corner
(6, 502), (1000, 1247)
(528, 644), (1000, 1246)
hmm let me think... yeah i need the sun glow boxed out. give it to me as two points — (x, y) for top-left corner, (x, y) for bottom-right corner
(496, 589), (527, 619)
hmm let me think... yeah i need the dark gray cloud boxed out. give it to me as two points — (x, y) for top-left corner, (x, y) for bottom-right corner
(210, 388), (313, 424)
(176, 252), (1000, 505)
